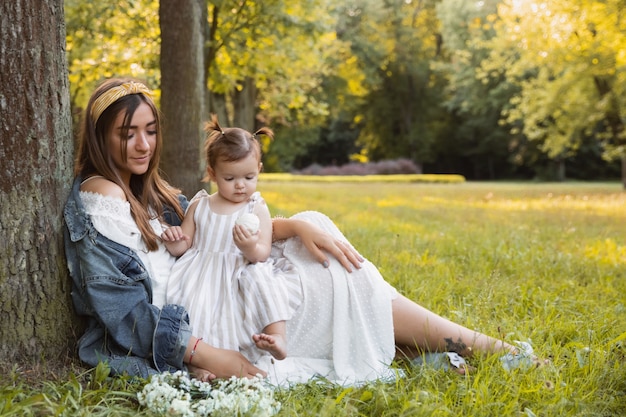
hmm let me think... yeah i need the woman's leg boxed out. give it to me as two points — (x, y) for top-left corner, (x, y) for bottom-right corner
(392, 294), (515, 358)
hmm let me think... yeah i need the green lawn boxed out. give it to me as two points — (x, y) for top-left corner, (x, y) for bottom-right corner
(2, 181), (625, 416)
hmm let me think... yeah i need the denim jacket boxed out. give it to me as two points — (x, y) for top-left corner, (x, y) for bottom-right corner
(63, 176), (191, 378)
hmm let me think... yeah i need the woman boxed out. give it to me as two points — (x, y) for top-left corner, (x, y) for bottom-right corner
(64, 78), (261, 380)
(64, 77), (530, 384)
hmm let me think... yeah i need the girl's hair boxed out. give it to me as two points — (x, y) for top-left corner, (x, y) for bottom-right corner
(202, 114), (273, 181)
(75, 77), (184, 251)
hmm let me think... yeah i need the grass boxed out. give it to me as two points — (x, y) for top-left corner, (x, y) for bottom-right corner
(2, 181), (625, 416)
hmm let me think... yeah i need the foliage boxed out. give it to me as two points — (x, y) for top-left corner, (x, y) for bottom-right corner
(481, 0), (626, 162)
(263, 124), (322, 172)
(3, 181), (625, 416)
(433, 0), (516, 179)
(289, 119), (363, 170)
(205, 0), (374, 170)
(65, 0), (161, 114)
(207, 0), (341, 125)
(63, 0), (625, 179)
(340, 0), (444, 165)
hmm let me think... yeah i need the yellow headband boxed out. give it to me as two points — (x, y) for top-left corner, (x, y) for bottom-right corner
(91, 81), (152, 124)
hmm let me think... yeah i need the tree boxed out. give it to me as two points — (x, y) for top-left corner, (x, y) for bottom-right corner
(434, 0), (516, 179)
(0, 0), (76, 365)
(483, 0), (626, 184)
(65, 0), (161, 128)
(160, 0), (207, 196)
(341, 0), (442, 167)
(203, 0), (348, 172)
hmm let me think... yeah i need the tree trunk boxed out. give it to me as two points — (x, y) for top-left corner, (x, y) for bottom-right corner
(160, 0), (206, 196)
(0, 0), (76, 365)
(556, 159), (566, 182)
(209, 91), (230, 126)
(593, 75), (625, 188)
(232, 77), (257, 131)
(622, 153), (626, 190)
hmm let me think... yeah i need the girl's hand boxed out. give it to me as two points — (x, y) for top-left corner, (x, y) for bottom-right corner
(161, 226), (189, 242)
(161, 226), (191, 256)
(233, 224), (258, 252)
(233, 224), (270, 263)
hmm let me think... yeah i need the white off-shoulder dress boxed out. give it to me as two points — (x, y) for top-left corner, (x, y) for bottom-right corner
(79, 190), (174, 308)
(255, 211), (399, 386)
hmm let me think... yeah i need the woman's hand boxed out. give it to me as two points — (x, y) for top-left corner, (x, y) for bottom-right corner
(205, 346), (267, 380)
(295, 220), (364, 272)
(188, 339), (267, 380)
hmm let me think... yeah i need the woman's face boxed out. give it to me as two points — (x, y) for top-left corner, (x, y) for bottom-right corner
(107, 101), (157, 184)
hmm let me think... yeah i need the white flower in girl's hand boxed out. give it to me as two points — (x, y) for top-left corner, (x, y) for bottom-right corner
(236, 212), (260, 234)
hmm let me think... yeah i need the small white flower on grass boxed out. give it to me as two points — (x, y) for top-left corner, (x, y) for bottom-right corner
(138, 372), (281, 416)
(169, 398), (194, 417)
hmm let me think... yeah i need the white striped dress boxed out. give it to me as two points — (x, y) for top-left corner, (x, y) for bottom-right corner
(165, 190), (302, 362)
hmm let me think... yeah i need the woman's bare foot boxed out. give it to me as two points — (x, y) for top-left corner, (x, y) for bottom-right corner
(252, 333), (287, 360)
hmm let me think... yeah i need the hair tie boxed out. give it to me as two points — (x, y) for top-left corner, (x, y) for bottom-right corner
(91, 81), (152, 124)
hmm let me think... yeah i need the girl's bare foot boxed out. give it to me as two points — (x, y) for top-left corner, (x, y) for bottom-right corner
(252, 333), (287, 360)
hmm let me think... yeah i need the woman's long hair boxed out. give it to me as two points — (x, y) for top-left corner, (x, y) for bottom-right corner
(75, 78), (184, 251)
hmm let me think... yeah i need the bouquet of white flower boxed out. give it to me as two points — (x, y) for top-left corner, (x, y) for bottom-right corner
(137, 371), (281, 417)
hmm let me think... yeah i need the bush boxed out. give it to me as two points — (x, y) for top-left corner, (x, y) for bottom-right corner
(294, 158), (421, 176)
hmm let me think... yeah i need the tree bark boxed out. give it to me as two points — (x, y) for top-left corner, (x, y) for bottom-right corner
(160, 0), (206, 196)
(622, 153), (626, 190)
(593, 75), (625, 188)
(209, 91), (230, 126)
(0, 0), (76, 365)
(232, 77), (257, 131)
